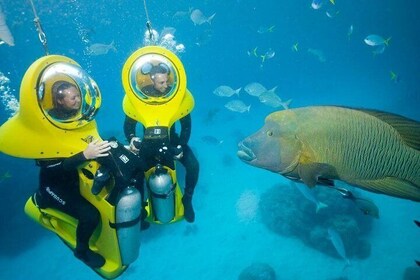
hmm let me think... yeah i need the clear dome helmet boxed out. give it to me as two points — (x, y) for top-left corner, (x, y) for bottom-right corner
(37, 62), (101, 129)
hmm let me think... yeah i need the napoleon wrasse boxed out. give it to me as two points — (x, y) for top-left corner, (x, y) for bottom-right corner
(237, 106), (420, 201)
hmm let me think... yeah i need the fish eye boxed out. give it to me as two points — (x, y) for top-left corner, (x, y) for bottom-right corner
(267, 130), (273, 137)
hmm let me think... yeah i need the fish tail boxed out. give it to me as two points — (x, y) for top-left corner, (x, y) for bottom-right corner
(235, 88), (242, 96)
(252, 47), (258, 57)
(281, 99), (293, 110)
(315, 202), (328, 213)
(384, 37), (392, 46)
(207, 13), (216, 25)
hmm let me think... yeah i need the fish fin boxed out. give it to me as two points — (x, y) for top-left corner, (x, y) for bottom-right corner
(354, 109), (420, 151)
(415, 220), (420, 227)
(352, 177), (420, 202)
(318, 177), (335, 186)
(297, 163), (336, 188)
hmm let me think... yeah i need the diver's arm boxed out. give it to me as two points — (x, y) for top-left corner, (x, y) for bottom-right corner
(62, 152), (87, 170)
(63, 140), (111, 170)
(124, 115), (138, 142)
(179, 114), (192, 146)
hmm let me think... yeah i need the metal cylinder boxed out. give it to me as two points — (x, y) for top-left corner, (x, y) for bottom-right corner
(115, 186), (141, 265)
(148, 167), (175, 223)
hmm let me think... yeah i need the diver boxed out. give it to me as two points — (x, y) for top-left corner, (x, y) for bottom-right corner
(34, 81), (112, 268)
(140, 63), (172, 97)
(48, 81), (82, 119)
(124, 64), (199, 223)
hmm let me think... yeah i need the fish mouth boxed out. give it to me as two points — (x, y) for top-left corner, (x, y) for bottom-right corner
(237, 141), (256, 162)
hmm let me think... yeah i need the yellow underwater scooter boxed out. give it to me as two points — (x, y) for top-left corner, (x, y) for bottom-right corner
(121, 46), (195, 224)
(0, 55), (141, 279)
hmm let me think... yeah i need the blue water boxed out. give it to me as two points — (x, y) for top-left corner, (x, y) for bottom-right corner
(0, 0), (419, 279)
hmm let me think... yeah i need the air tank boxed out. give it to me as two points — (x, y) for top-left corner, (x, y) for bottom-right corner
(148, 164), (175, 223)
(115, 186), (141, 265)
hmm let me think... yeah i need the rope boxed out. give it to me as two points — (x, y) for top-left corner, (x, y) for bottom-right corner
(28, 0), (49, 55)
(143, 0), (156, 43)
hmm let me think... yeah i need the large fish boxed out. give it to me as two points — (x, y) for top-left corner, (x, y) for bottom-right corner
(0, 7), (14, 46)
(237, 106), (420, 201)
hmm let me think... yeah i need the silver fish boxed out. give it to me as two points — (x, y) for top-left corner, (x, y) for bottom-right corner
(225, 100), (250, 113)
(307, 48), (326, 63)
(259, 91), (292, 109)
(292, 181), (328, 213)
(213, 86), (241, 97)
(328, 227), (351, 265)
(244, 82), (270, 97)
(0, 7), (14, 46)
(190, 9), (216, 25)
(364, 34), (390, 46)
(87, 41), (117, 55)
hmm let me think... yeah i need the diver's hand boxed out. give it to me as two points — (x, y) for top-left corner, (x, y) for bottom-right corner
(83, 140), (111, 159)
(129, 137), (142, 153)
(172, 145), (183, 160)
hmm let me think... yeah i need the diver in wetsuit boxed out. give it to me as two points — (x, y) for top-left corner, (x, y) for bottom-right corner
(35, 81), (111, 268)
(35, 140), (111, 268)
(124, 64), (199, 223)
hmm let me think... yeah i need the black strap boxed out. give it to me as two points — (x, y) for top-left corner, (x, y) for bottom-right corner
(150, 183), (176, 199)
(109, 215), (141, 229)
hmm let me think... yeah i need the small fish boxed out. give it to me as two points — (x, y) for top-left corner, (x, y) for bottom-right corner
(292, 181), (328, 213)
(334, 187), (380, 218)
(307, 48), (326, 63)
(325, 9), (339, 18)
(87, 41), (117, 55)
(0, 171), (11, 182)
(260, 48), (275, 64)
(347, 25), (354, 39)
(247, 46), (258, 57)
(0, 8), (14, 46)
(257, 25), (275, 34)
(245, 83), (276, 97)
(213, 86), (241, 97)
(291, 42), (299, 52)
(364, 34), (391, 46)
(190, 9), (216, 25)
(311, 0), (323, 10)
(201, 135), (223, 145)
(259, 91), (292, 109)
(224, 100), (250, 113)
(390, 71), (399, 83)
(327, 227), (351, 266)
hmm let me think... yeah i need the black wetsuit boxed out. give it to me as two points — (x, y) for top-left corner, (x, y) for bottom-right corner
(123, 114), (199, 197)
(35, 153), (99, 252)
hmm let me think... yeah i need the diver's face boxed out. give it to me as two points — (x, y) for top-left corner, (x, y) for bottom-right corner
(59, 86), (81, 110)
(152, 73), (169, 94)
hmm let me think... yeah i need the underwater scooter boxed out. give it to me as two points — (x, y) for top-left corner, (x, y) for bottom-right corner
(0, 55), (142, 279)
(121, 45), (195, 224)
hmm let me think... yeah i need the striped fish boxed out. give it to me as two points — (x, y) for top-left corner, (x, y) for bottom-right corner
(237, 106), (420, 201)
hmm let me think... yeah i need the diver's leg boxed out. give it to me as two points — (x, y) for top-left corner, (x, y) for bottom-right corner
(71, 198), (105, 268)
(39, 186), (105, 267)
(60, 192), (105, 268)
(179, 145), (199, 223)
